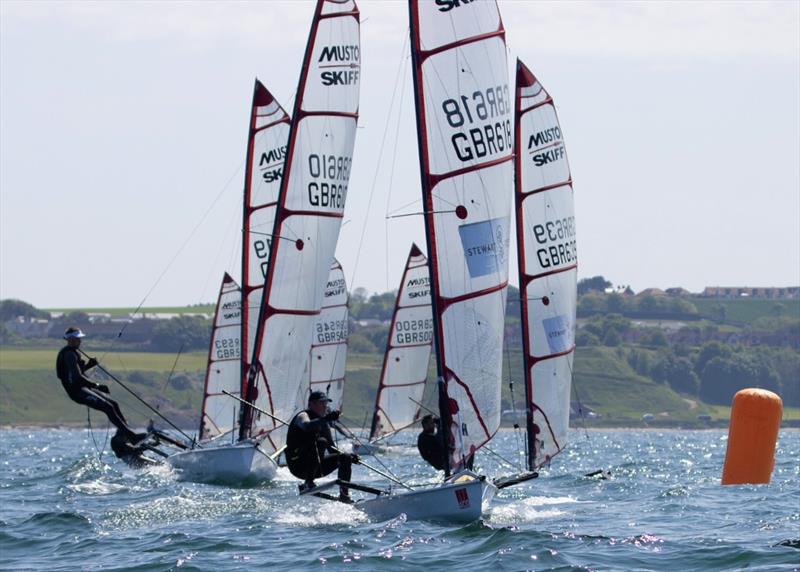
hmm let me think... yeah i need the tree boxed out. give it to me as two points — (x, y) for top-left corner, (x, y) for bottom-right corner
(348, 333), (377, 354)
(641, 328), (669, 348)
(699, 353), (780, 404)
(652, 354), (699, 394)
(150, 316), (211, 352)
(0, 299), (49, 322)
(694, 341), (732, 375)
(577, 276), (611, 296)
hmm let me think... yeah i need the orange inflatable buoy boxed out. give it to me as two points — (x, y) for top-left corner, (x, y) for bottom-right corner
(721, 388), (782, 485)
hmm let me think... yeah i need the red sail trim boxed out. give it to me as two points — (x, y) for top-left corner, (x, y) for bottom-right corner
(444, 369), (491, 441)
(427, 154), (514, 187)
(298, 110), (359, 120)
(528, 344), (577, 365)
(380, 379), (427, 389)
(437, 281), (508, 313)
(276, 209), (345, 220)
(311, 339), (346, 349)
(254, 117), (291, 134)
(520, 179), (573, 200)
(416, 27), (505, 61)
(522, 263), (578, 284)
(518, 97), (554, 116)
(386, 341), (432, 350)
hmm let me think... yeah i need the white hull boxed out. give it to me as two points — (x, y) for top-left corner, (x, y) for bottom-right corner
(167, 441), (277, 484)
(356, 471), (496, 523)
(352, 441), (382, 456)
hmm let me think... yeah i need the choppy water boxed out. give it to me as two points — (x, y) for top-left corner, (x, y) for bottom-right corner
(0, 428), (797, 571)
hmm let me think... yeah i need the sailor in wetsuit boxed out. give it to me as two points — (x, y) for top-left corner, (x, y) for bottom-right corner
(286, 391), (359, 503)
(56, 327), (143, 445)
(417, 414), (445, 470)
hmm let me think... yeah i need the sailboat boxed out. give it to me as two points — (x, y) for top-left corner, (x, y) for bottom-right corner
(241, 0), (361, 458)
(513, 60), (577, 471)
(333, 0), (513, 523)
(166, 81), (291, 482)
(356, 244), (433, 455)
(310, 259), (349, 410)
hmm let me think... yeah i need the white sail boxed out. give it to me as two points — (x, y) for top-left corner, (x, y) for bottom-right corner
(369, 243), (433, 441)
(199, 273), (242, 441)
(408, 1), (513, 471)
(310, 259), (348, 411)
(245, 0), (361, 453)
(241, 80), (291, 403)
(514, 60), (577, 469)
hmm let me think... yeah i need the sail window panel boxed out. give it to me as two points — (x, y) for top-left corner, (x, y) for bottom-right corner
(254, 100), (287, 130)
(250, 124), (290, 207)
(415, 1), (500, 53)
(377, 382), (427, 431)
(266, 215), (341, 311)
(520, 185), (576, 278)
(384, 345), (431, 387)
(321, 0), (357, 16)
(202, 393), (239, 438)
(421, 38), (511, 176)
(525, 268), (577, 359)
(397, 262), (431, 306)
(283, 116), (357, 216)
(429, 163), (513, 298)
(529, 355), (573, 466)
(205, 359), (241, 396)
(440, 288), (505, 458)
(303, 16), (361, 115)
(518, 82), (548, 108)
(246, 206), (277, 290)
(310, 342), (347, 383)
(519, 104), (571, 191)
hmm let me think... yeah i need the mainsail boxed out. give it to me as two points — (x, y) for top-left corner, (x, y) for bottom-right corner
(199, 273), (242, 441)
(408, 1), (513, 472)
(241, 80), (291, 405)
(514, 60), (577, 470)
(310, 259), (349, 410)
(244, 0), (361, 452)
(368, 244), (433, 441)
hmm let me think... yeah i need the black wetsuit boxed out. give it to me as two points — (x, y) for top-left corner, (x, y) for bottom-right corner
(286, 409), (352, 493)
(417, 430), (445, 470)
(56, 345), (134, 438)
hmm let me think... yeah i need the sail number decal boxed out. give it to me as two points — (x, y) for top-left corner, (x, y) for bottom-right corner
(315, 319), (347, 344)
(214, 337), (240, 359)
(532, 216), (576, 270)
(441, 84), (512, 163)
(307, 153), (351, 210)
(253, 237), (272, 279)
(394, 318), (433, 345)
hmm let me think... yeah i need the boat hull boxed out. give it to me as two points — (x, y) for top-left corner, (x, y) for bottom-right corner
(167, 442), (277, 484)
(356, 471), (496, 523)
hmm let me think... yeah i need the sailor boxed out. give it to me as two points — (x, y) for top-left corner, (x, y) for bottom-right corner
(286, 390), (359, 503)
(56, 327), (144, 444)
(417, 414), (445, 470)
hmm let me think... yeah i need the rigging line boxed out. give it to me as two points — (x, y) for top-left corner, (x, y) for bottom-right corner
(386, 209), (456, 219)
(331, 420), (409, 487)
(570, 358), (590, 441)
(349, 29), (410, 291)
(248, 230), (301, 243)
(197, 196), (242, 304)
(386, 197), (422, 217)
(157, 344), (184, 411)
(103, 161), (245, 356)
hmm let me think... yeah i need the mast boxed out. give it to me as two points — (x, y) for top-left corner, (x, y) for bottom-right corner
(368, 243), (433, 441)
(310, 259), (349, 411)
(514, 60), (577, 470)
(408, 1), (513, 475)
(199, 273), (242, 441)
(239, 79), (291, 428)
(243, 0), (361, 451)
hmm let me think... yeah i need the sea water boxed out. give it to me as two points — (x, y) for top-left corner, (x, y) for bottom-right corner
(0, 428), (797, 571)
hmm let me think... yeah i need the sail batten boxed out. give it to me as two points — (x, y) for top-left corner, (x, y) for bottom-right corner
(244, 0), (361, 451)
(409, 1), (513, 472)
(514, 59), (577, 471)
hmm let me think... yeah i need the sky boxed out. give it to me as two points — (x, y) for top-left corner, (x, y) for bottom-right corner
(1, 0), (798, 309)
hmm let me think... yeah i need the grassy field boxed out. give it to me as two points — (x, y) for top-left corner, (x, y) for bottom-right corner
(44, 305), (216, 317)
(692, 297), (800, 324)
(0, 346), (792, 429)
